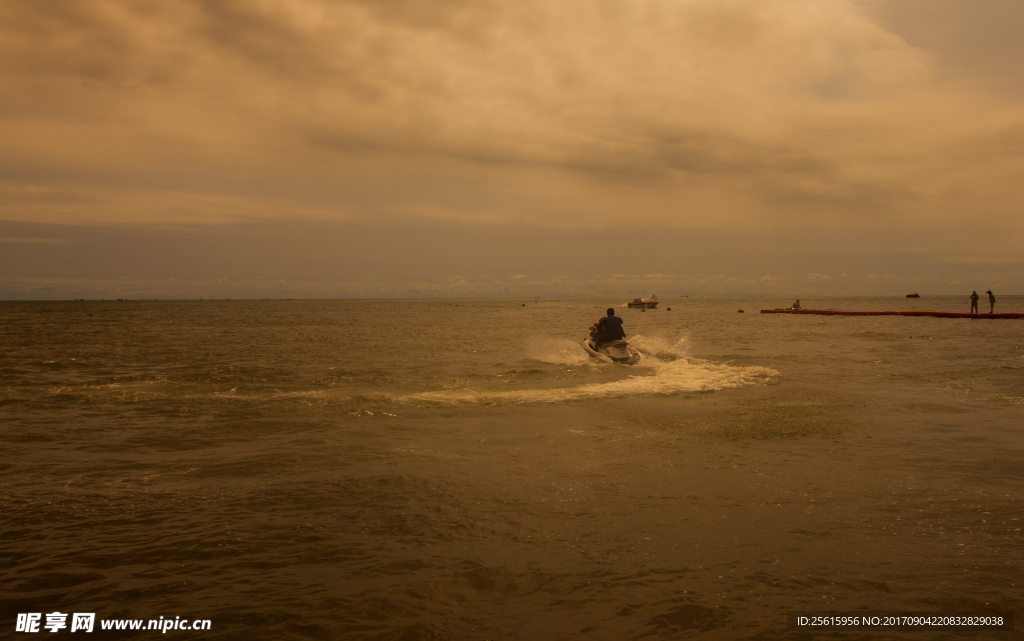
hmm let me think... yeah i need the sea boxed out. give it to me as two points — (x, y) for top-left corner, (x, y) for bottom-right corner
(2, 296), (1022, 640)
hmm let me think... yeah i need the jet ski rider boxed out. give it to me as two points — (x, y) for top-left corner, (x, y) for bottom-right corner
(593, 308), (626, 348)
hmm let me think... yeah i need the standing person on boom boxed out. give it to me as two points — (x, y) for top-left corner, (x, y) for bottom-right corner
(970, 291), (979, 313)
(987, 290), (995, 314)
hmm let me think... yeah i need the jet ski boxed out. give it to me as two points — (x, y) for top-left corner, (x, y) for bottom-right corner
(582, 337), (642, 364)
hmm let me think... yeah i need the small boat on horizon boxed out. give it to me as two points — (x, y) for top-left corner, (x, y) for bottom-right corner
(906, 293), (920, 298)
(627, 295), (659, 309)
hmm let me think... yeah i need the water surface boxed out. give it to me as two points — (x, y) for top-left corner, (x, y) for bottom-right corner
(2, 297), (1022, 639)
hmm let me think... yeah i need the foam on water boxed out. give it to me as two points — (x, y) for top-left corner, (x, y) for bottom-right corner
(401, 330), (777, 406)
(406, 357), (778, 406)
(628, 332), (689, 357)
(526, 336), (594, 366)
(528, 331), (688, 365)
(32, 331), (770, 410)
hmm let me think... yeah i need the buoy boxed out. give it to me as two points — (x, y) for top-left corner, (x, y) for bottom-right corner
(738, 309), (744, 313)
(522, 303), (525, 306)
(666, 307), (671, 311)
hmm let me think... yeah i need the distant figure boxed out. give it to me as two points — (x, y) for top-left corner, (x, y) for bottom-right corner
(792, 299), (801, 310)
(970, 291), (979, 313)
(987, 290), (995, 314)
(593, 308), (626, 347)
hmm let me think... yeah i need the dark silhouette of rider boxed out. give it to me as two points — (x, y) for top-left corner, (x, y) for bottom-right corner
(593, 308), (626, 347)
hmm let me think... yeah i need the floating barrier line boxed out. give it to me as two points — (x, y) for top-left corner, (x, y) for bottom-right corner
(760, 309), (1023, 319)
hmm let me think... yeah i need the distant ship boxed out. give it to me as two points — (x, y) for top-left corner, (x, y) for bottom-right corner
(627, 295), (659, 309)
(906, 293), (920, 298)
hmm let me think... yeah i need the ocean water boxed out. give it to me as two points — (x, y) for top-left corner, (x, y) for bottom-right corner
(2, 297), (1023, 640)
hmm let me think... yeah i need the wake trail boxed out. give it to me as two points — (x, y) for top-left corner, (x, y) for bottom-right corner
(407, 332), (778, 406)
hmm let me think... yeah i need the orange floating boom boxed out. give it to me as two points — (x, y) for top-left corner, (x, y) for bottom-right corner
(760, 309), (1023, 319)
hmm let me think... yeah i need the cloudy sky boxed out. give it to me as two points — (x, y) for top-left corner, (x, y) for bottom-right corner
(1, 0), (1022, 298)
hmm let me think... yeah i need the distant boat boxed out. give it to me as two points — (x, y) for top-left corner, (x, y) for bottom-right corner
(627, 295), (659, 309)
(906, 293), (920, 298)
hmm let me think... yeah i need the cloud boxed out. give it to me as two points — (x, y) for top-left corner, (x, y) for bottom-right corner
(858, 0), (1024, 97)
(1, 0), (1023, 295)
(0, 182), (350, 225)
(0, 237), (76, 244)
(2, 0), (1022, 229)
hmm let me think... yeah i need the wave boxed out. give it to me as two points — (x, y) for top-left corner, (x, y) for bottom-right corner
(405, 360), (777, 406)
(527, 332), (689, 365)
(406, 332), (778, 406)
(32, 333), (777, 409)
(526, 336), (594, 366)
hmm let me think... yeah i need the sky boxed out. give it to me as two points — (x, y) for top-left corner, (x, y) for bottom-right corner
(1, 0), (1022, 299)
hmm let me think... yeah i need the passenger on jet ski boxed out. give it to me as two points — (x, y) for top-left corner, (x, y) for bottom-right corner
(593, 308), (625, 348)
(583, 308), (640, 364)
